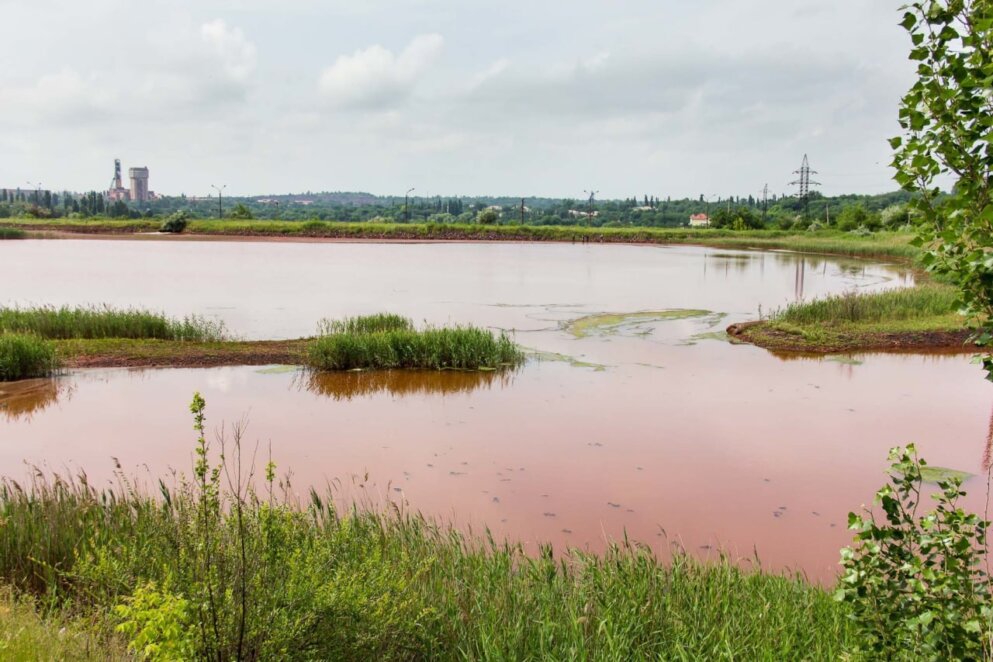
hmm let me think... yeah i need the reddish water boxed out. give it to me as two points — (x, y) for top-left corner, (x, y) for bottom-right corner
(1, 239), (989, 583)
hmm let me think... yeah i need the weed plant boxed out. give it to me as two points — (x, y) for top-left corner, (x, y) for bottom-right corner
(0, 305), (226, 341)
(0, 227), (25, 239)
(0, 333), (57, 380)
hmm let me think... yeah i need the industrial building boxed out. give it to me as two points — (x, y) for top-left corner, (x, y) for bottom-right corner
(107, 159), (154, 202)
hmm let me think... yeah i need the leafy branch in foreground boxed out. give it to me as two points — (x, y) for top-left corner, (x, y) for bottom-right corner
(835, 444), (991, 660)
(892, 1), (993, 376)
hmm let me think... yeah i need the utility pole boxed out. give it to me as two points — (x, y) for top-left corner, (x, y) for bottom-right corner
(583, 189), (598, 227)
(405, 187), (415, 223)
(210, 184), (227, 219)
(26, 181), (41, 206)
(520, 198), (525, 225)
(789, 154), (820, 221)
(762, 184), (769, 222)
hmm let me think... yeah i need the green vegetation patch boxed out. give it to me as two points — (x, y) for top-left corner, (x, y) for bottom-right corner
(524, 348), (608, 370)
(915, 465), (975, 484)
(567, 309), (712, 338)
(774, 283), (960, 326)
(0, 305), (226, 341)
(309, 314), (523, 371)
(0, 334), (58, 381)
(0, 227), (25, 240)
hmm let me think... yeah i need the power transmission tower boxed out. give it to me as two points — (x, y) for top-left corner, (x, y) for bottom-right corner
(761, 183), (769, 222)
(789, 154), (820, 221)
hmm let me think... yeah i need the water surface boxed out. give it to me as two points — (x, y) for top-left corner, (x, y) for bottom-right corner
(2, 239), (987, 582)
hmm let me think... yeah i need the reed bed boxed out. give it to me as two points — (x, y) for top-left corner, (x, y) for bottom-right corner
(774, 283), (960, 325)
(315, 312), (413, 335)
(0, 305), (226, 341)
(0, 333), (57, 380)
(0, 402), (853, 660)
(0, 227), (25, 239)
(309, 314), (523, 371)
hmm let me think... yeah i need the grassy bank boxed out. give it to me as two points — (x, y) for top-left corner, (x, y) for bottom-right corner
(309, 314), (523, 371)
(0, 305), (225, 341)
(730, 283), (971, 353)
(0, 396), (852, 659)
(3, 217), (920, 260)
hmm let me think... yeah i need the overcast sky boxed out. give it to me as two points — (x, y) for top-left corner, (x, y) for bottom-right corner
(0, 0), (915, 199)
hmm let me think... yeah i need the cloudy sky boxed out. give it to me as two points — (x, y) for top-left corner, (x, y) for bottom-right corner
(0, 0), (915, 199)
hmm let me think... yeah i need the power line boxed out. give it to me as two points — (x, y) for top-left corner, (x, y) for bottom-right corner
(789, 154), (820, 221)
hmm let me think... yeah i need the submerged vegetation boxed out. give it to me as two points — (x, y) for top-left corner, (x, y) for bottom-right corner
(309, 314), (523, 371)
(567, 309), (714, 338)
(0, 305), (226, 341)
(0, 334), (58, 381)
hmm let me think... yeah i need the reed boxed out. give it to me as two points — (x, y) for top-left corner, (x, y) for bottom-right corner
(309, 314), (523, 371)
(315, 312), (413, 335)
(0, 227), (25, 239)
(0, 333), (58, 380)
(774, 283), (960, 325)
(0, 305), (226, 341)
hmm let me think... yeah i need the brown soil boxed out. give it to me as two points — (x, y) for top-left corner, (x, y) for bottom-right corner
(60, 339), (308, 370)
(728, 321), (974, 355)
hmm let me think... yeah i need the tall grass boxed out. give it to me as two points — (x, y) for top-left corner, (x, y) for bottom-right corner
(309, 314), (523, 371)
(0, 333), (57, 380)
(316, 312), (413, 335)
(0, 227), (26, 239)
(0, 305), (226, 341)
(0, 395), (853, 659)
(774, 283), (960, 325)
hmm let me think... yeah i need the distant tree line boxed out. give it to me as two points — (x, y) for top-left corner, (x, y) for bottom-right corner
(0, 187), (917, 232)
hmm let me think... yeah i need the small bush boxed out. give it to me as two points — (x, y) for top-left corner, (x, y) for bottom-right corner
(159, 211), (189, 233)
(835, 445), (991, 659)
(0, 227), (25, 240)
(0, 334), (57, 380)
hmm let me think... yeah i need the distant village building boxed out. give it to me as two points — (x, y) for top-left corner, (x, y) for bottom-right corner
(568, 209), (599, 218)
(689, 213), (710, 227)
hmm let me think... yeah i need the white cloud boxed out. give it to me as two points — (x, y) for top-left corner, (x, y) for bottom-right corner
(200, 19), (257, 82)
(318, 33), (444, 109)
(468, 58), (509, 90)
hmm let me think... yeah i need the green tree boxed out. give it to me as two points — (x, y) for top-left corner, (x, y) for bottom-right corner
(893, 0), (993, 375)
(229, 203), (254, 220)
(476, 208), (499, 225)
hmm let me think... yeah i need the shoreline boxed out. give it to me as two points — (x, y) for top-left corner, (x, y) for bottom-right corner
(727, 320), (973, 354)
(0, 220), (920, 262)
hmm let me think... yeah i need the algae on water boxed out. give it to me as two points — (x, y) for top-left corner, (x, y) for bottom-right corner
(566, 310), (712, 339)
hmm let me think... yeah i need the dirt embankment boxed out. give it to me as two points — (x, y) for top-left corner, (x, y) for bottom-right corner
(727, 321), (974, 355)
(59, 339), (309, 370)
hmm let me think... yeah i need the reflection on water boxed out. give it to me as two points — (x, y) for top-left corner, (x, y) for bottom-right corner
(0, 379), (72, 421)
(300, 369), (515, 401)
